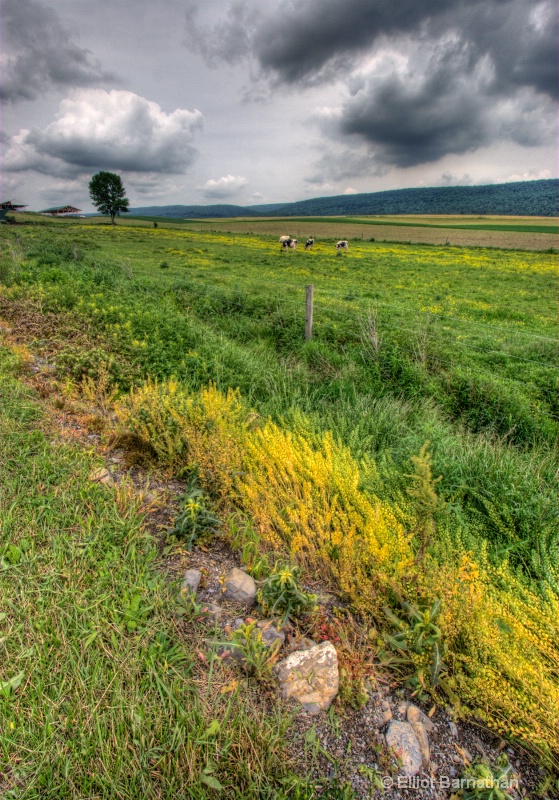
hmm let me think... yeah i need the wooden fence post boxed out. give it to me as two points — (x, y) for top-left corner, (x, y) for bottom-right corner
(305, 285), (314, 341)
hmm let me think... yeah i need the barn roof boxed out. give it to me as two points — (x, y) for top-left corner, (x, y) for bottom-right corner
(39, 205), (82, 214)
(0, 200), (27, 210)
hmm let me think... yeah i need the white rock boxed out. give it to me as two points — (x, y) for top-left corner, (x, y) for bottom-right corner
(274, 641), (339, 714)
(386, 720), (423, 776)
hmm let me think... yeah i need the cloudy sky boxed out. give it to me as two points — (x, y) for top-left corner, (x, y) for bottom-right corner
(1, 0), (557, 211)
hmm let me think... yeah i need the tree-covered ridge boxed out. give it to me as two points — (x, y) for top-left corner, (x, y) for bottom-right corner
(129, 179), (559, 219)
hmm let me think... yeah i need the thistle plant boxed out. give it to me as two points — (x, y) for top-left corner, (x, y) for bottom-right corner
(169, 483), (220, 550)
(257, 563), (317, 622)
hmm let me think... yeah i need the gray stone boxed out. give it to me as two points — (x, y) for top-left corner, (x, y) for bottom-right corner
(286, 635), (317, 654)
(222, 568), (256, 606)
(274, 641), (339, 714)
(217, 643), (245, 664)
(182, 568), (201, 594)
(257, 620), (286, 649)
(449, 721), (459, 738)
(386, 721), (423, 776)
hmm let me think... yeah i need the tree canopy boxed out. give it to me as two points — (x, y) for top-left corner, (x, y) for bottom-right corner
(89, 172), (129, 224)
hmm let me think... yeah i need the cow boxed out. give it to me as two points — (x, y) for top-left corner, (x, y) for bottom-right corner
(280, 237), (298, 250)
(335, 240), (349, 251)
(304, 238), (315, 250)
(279, 235), (292, 245)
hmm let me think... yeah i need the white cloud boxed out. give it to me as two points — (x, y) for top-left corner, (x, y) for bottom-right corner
(198, 174), (248, 198)
(3, 89), (203, 176)
(343, 187), (358, 194)
(505, 168), (552, 182)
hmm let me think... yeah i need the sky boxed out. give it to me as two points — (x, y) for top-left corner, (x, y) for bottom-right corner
(1, 0), (557, 212)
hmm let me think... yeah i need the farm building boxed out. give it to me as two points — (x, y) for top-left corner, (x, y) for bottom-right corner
(0, 200), (27, 211)
(39, 205), (82, 216)
(0, 200), (27, 222)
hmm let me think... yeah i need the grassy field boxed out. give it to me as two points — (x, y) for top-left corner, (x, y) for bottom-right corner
(9, 211), (559, 249)
(1, 218), (558, 777)
(184, 214), (559, 234)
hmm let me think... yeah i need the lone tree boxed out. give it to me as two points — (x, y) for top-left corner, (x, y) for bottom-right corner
(89, 171), (129, 225)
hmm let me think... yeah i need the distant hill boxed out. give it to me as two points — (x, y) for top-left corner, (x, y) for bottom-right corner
(129, 203), (261, 219)
(130, 179), (558, 219)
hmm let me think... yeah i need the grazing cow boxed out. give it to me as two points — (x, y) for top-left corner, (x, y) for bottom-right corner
(304, 238), (315, 250)
(279, 235), (291, 245)
(335, 240), (349, 251)
(280, 237), (298, 250)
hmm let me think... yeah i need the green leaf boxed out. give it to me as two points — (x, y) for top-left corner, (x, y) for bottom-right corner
(200, 773), (224, 791)
(0, 671), (25, 697)
(83, 631), (99, 650)
(430, 598), (442, 620)
(385, 634), (408, 652)
(204, 719), (221, 737)
(383, 607), (406, 630)
(430, 642), (443, 686)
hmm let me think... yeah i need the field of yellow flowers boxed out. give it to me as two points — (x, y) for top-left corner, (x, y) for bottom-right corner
(1, 221), (558, 770)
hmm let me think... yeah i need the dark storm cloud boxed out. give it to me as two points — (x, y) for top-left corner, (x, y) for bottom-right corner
(1, 0), (115, 103)
(185, 0), (557, 95)
(186, 0), (557, 170)
(336, 42), (497, 167)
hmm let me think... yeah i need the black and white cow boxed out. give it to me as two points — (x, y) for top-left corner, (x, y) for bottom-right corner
(280, 236), (298, 250)
(335, 240), (349, 251)
(304, 238), (315, 250)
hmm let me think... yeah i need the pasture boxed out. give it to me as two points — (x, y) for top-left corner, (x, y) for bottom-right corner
(1, 218), (558, 780)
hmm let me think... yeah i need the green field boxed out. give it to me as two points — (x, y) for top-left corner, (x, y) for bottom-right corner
(1, 222), (557, 575)
(183, 215), (559, 235)
(1, 219), (559, 782)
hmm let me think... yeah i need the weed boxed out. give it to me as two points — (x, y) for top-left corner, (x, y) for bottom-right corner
(169, 481), (220, 550)
(405, 442), (443, 560)
(257, 563), (318, 622)
(459, 755), (517, 799)
(382, 599), (447, 695)
(217, 621), (281, 679)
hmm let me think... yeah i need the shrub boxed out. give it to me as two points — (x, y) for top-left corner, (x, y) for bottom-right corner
(115, 379), (247, 501)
